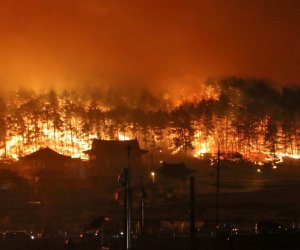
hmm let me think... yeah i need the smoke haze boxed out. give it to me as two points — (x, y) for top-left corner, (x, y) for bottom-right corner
(0, 0), (299, 92)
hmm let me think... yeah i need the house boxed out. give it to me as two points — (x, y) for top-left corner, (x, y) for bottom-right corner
(153, 162), (196, 194)
(19, 147), (71, 168)
(157, 162), (195, 180)
(84, 139), (148, 176)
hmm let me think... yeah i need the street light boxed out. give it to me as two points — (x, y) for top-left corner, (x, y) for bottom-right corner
(150, 171), (155, 183)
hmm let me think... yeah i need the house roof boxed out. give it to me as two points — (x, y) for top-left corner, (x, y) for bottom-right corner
(20, 147), (71, 162)
(157, 161), (196, 179)
(84, 139), (148, 155)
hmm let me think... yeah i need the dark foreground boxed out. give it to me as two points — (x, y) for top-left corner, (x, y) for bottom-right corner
(1, 233), (300, 250)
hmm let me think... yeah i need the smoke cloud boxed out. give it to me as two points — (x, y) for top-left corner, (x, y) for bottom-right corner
(0, 0), (299, 92)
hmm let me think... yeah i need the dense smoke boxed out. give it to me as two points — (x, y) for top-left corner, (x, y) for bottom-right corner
(0, 0), (299, 91)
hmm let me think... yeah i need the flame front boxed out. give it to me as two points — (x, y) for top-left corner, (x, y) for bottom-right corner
(0, 80), (299, 165)
(193, 131), (211, 158)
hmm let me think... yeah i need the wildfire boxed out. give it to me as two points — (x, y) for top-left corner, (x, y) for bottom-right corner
(2, 122), (300, 164)
(4, 124), (300, 165)
(192, 131), (213, 158)
(170, 145), (184, 155)
(277, 153), (300, 164)
(193, 142), (209, 158)
(4, 136), (22, 160)
(1, 127), (97, 160)
(118, 133), (130, 141)
(0, 83), (299, 165)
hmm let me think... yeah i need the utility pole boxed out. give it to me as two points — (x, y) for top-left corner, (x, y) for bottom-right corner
(215, 145), (220, 238)
(140, 176), (147, 236)
(150, 137), (155, 170)
(123, 146), (132, 250)
(189, 175), (196, 250)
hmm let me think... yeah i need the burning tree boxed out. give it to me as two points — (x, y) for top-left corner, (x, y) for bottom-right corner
(0, 77), (299, 164)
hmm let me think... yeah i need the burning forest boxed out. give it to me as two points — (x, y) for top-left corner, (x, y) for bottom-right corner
(0, 77), (299, 165)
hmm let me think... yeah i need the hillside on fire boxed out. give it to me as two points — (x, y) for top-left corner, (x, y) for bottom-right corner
(0, 77), (298, 165)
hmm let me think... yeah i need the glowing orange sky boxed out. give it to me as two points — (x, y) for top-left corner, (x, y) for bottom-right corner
(0, 0), (299, 90)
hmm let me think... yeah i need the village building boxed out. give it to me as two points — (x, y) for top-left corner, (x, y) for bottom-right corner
(18, 147), (76, 183)
(19, 147), (72, 168)
(157, 161), (195, 180)
(84, 139), (148, 177)
(18, 147), (87, 181)
(155, 162), (196, 195)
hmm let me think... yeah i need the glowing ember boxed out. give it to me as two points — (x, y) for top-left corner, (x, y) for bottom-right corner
(170, 145), (184, 155)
